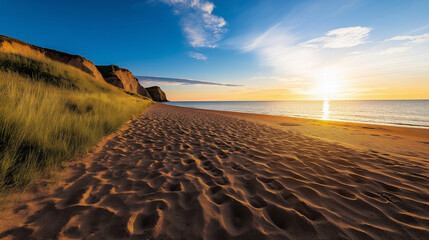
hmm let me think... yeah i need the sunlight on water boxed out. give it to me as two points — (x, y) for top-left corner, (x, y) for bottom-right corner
(322, 100), (330, 120)
(167, 100), (429, 128)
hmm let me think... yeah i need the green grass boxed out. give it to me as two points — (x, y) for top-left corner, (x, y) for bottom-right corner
(0, 52), (152, 190)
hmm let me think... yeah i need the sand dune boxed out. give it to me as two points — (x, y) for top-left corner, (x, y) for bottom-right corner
(1, 104), (428, 239)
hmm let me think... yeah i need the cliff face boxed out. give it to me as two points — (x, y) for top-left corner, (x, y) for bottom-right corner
(1, 35), (168, 101)
(0, 35), (104, 82)
(146, 86), (168, 102)
(96, 65), (151, 98)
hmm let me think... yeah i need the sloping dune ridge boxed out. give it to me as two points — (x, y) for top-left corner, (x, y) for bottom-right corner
(1, 104), (428, 239)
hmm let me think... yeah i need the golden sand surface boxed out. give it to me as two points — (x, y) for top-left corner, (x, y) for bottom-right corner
(1, 103), (428, 239)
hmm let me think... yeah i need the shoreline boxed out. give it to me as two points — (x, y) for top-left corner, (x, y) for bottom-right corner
(166, 101), (429, 130)
(165, 104), (429, 160)
(167, 103), (429, 131)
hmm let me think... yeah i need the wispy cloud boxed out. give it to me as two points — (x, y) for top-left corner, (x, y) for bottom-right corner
(136, 76), (241, 86)
(380, 46), (409, 55)
(380, 33), (429, 55)
(160, 0), (227, 48)
(238, 21), (429, 99)
(301, 26), (372, 48)
(242, 26), (372, 78)
(188, 51), (207, 60)
(386, 33), (429, 44)
(242, 25), (320, 77)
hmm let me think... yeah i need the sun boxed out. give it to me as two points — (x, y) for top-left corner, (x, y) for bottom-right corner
(315, 68), (342, 100)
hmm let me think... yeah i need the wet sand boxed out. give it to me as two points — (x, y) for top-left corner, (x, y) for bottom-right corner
(1, 103), (428, 239)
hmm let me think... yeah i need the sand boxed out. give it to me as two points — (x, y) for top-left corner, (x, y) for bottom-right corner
(1, 103), (428, 239)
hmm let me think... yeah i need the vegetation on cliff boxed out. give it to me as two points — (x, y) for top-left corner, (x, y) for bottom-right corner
(0, 50), (152, 190)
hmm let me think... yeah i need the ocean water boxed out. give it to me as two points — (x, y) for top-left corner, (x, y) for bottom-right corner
(167, 100), (429, 128)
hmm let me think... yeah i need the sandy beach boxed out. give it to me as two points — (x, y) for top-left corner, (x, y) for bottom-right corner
(1, 103), (428, 239)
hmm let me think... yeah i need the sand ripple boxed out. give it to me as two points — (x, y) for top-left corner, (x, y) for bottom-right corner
(1, 104), (429, 239)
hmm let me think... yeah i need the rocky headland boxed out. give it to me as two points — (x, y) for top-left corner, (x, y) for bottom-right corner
(0, 35), (167, 101)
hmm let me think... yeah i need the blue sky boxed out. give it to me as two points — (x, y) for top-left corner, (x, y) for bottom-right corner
(1, 0), (429, 100)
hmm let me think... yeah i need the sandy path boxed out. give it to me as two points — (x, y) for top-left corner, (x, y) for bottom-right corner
(1, 103), (428, 239)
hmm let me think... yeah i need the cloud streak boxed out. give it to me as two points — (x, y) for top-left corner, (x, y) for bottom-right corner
(380, 46), (409, 55)
(380, 33), (429, 55)
(188, 51), (207, 60)
(136, 76), (241, 87)
(386, 33), (429, 44)
(160, 0), (227, 48)
(301, 26), (372, 48)
(241, 25), (320, 77)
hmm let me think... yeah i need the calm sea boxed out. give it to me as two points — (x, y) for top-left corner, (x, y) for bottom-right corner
(167, 100), (429, 128)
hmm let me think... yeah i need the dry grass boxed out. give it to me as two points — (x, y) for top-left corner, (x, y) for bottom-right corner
(0, 52), (152, 190)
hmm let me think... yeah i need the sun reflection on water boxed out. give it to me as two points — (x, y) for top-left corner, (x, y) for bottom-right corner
(322, 100), (330, 120)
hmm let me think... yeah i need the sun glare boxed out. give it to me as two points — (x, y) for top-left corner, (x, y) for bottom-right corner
(315, 68), (342, 100)
(322, 100), (330, 120)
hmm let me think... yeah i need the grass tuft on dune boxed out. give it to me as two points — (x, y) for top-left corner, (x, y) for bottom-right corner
(0, 52), (152, 189)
